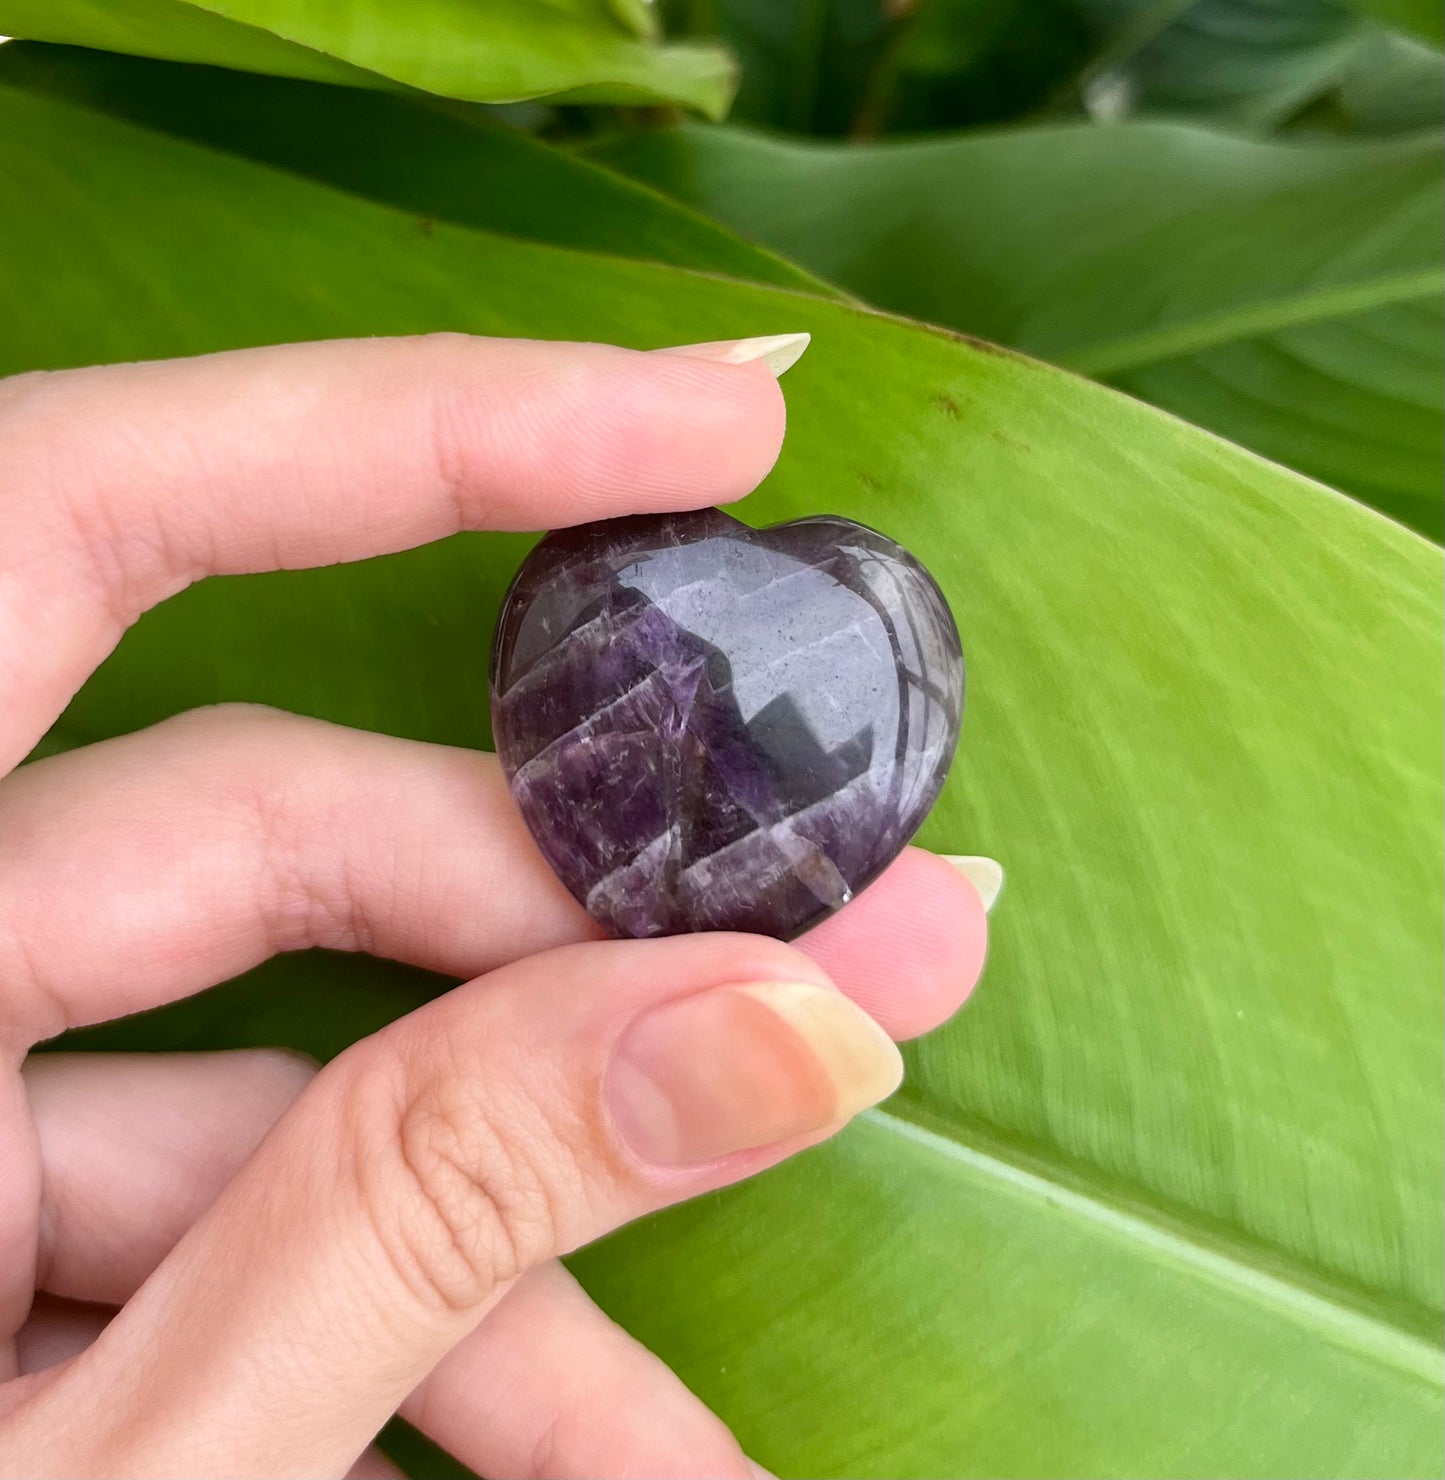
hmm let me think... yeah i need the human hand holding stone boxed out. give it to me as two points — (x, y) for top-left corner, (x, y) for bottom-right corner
(0, 333), (991, 1478)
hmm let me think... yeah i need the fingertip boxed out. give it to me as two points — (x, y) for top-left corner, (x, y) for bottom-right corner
(799, 847), (988, 1041)
(429, 338), (790, 528)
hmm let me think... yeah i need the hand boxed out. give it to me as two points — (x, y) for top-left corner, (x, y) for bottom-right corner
(0, 335), (988, 1479)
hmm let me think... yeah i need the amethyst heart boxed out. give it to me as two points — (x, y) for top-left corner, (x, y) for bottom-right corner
(489, 508), (964, 941)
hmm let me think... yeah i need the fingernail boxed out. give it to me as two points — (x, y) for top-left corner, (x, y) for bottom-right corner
(941, 855), (1005, 912)
(659, 332), (812, 377)
(608, 980), (902, 1166)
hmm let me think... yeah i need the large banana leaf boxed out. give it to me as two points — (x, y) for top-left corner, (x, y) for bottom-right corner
(0, 44), (831, 294)
(596, 120), (1445, 540)
(0, 0), (738, 115)
(1, 82), (1441, 1478)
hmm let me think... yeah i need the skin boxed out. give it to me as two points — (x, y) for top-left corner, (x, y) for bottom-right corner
(0, 335), (987, 1479)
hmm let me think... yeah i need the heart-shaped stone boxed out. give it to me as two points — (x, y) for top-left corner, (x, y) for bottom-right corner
(490, 508), (964, 941)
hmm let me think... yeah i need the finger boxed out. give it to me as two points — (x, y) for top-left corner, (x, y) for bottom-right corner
(15, 1294), (752, 1480)
(404, 1263), (757, 1480)
(0, 335), (788, 769)
(27, 1052), (763, 1478)
(802, 845), (987, 1040)
(0, 707), (983, 1048)
(23, 1050), (316, 1304)
(1, 934), (901, 1476)
(11, 1302), (398, 1480)
(0, 707), (589, 1048)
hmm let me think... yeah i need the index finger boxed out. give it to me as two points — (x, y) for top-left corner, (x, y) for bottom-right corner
(0, 332), (795, 770)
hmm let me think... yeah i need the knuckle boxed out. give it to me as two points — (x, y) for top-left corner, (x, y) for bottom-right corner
(63, 478), (181, 626)
(344, 1044), (574, 1314)
(250, 770), (376, 957)
(154, 701), (292, 741)
(0, 367), (189, 622)
(416, 330), (475, 354)
(422, 339), (581, 524)
(141, 705), (397, 961)
(426, 379), (488, 530)
(148, 706), (370, 956)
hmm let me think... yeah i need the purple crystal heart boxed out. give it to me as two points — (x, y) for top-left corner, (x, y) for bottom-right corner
(490, 508), (964, 941)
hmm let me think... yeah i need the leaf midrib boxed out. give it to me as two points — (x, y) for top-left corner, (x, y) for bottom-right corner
(1062, 266), (1444, 377)
(871, 1096), (1445, 1387)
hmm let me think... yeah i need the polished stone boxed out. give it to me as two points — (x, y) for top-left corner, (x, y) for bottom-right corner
(490, 509), (964, 940)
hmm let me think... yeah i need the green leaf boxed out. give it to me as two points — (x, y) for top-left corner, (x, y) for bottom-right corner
(1335, 29), (1444, 129)
(1070, 0), (1367, 126)
(0, 0), (738, 115)
(664, 0), (1371, 137)
(656, 0), (1411, 135)
(0, 44), (831, 295)
(1065, 1), (1441, 127)
(3, 81), (1441, 1477)
(1294, 29), (1445, 134)
(596, 120), (1445, 539)
(1346, 0), (1444, 45)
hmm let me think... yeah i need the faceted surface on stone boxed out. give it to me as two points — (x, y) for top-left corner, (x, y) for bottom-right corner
(490, 509), (964, 941)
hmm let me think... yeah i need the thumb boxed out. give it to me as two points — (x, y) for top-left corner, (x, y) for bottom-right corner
(3, 934), (900, 1478)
